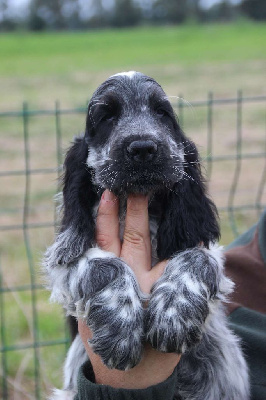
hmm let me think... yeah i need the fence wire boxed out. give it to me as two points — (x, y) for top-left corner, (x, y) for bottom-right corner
(0, 93), (266, 399)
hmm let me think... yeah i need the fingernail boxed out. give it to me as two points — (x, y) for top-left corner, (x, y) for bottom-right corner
(102, 189), (116, 202)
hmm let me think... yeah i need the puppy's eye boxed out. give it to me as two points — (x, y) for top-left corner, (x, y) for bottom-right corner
(99, 111), (117, 124)
(156, 108), (167, 118)
(104, 115), (116, 123)
(101, 106), (119, 124)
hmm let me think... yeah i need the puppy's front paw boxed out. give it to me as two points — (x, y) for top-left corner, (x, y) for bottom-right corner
(145, 249), (219, 354)
(145, 284), (207, 353)
(85, 258), (144, 370)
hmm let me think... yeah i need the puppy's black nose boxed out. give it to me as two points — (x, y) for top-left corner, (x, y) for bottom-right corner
(127, 140), (158, 163)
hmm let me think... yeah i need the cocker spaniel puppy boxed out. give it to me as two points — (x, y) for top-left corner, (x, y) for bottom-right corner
(44, 72), (249, 399)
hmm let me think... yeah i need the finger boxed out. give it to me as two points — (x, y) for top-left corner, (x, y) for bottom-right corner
(121, 194), (151, 273)
(137, 260), (168, 296)
(145, 260), (168, 293)
(96, 190), (121, 256)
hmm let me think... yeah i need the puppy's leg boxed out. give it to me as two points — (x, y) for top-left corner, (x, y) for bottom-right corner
(145, 245), (230, 353)
(47, 335), (87, 399)
(175, 306), (250, 399)
(84, 257), (145, 370)
(63, 334), (88, 393)
(45, 247), (144, 371)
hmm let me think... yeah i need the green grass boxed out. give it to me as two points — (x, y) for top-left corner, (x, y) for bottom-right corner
(0, 21), (266, 110)
(1, 22), (266, 76)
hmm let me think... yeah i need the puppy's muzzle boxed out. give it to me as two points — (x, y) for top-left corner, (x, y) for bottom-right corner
(126, 140), (158, 163)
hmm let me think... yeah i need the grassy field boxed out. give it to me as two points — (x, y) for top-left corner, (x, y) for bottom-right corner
(0, 22), (266, 110)
(0, 22), (266, 399)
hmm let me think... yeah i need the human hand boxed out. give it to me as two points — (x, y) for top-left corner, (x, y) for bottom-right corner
(78, 190), (181, 389)
(95, 189), (167, 293)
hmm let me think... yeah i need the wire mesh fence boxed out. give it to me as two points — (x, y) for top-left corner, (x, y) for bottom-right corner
(0, 93), (265, 399)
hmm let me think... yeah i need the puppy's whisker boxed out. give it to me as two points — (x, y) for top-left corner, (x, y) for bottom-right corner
(167, 95), (192, 107)
(182, 160), (200, 165)
(182, 171), (197, 183)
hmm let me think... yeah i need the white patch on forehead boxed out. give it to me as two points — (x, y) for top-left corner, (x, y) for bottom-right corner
(111, 71), (137, 79)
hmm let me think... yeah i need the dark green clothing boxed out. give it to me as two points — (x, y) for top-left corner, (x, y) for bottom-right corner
(229, 307), (266, 400)
(74, 210), (266, 400)
(75, 360), (178, 400)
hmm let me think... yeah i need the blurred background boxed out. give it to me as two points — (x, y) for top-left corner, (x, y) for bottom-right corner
(0, 0), (265, 398)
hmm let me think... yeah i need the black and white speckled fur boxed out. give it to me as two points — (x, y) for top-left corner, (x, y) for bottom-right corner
(44, 72), (249, 399)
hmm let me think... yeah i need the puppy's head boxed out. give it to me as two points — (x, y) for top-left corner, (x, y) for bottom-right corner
(59, 72), (220, 264)
(85, 71), (185, 194)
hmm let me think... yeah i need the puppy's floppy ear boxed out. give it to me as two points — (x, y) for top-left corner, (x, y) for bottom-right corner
(53, 135), (97, 265)
(157, 138), (220, 260)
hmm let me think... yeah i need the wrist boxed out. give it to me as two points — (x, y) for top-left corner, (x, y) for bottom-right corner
(79, 320), (180, 389)
(94, 344), (180, 389)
